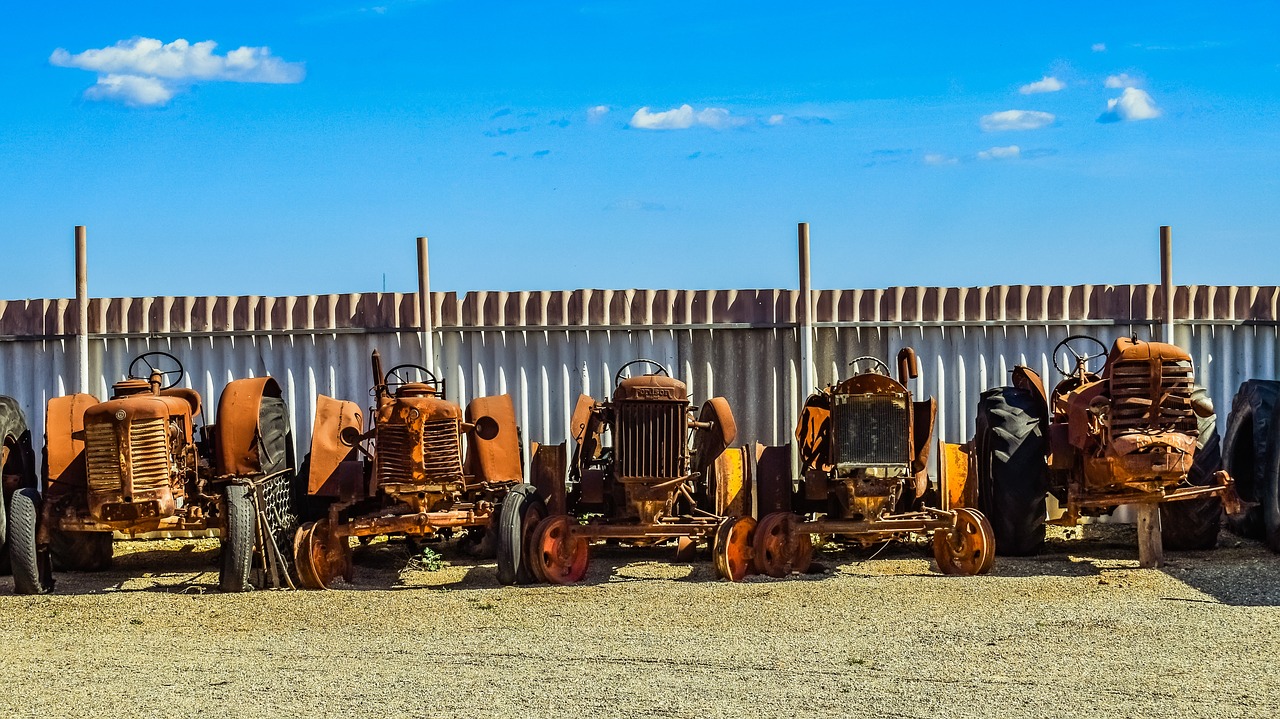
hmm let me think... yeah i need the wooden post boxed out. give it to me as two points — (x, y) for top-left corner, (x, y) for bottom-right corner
(1136, 503), (1163, 568)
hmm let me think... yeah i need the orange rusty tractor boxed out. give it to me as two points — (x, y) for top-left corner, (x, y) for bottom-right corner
(745, 348), (995, 579)
(520, 360), (741, 585)
(34, 352), (300, 593)
(957, 335), (1234, 566)
(295, 350), (538, 588)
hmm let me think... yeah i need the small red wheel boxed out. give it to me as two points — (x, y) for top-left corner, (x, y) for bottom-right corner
(532, 515), (589, 585)
(713, 516), (756, 582)
(294, 519), (351, 589)
(933, 508), (995, 576)
(752, 512), (812, 578)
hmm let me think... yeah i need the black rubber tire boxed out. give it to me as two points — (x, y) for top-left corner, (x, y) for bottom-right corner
(1262, 402), (1280, 552)
(1160, 386), (1223, 550)
(0, 487), (9, 576)
(976, 387), (1048, 556)
(219, 484), (255, 593)
(49, 530), (114, 571)
(497, 484), (545, 585)
(1221, 380), (1280, 538)
(9, 488), (51, 594)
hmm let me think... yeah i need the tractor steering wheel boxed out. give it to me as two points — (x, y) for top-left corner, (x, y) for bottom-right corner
(1052, 335), (1108, 377)
(614, 359), (670, 387)
(848, 356), (891, 376)
(384, 364), (441, 395)
(128, 351), (185, 390)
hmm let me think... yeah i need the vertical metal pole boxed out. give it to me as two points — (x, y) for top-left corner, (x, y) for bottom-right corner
(1160, 226), (1174, 345)
(75, 225), (89, 395)
(416, 236), (434, 373)
(798, 222), (815, 396)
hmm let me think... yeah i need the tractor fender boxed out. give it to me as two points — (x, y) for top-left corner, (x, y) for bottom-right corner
(216, 377), (283, 477)
(308, 395), (363, 495)
(465, 394), (522, 484)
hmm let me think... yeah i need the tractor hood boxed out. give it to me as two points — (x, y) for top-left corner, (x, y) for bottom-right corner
(613, 375), (687, 403)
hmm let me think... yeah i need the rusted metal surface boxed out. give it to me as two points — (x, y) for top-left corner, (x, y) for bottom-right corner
(530, 360), (742, 583)
(295, 348), (527, 588)
(464, 395), (522, 484)
(37, 356), (297, 593)
(215, 376), (282, 476)
(307, 395), (363, 495)
(763, 346), (995, 578)
(1048, 337), (1229, 512)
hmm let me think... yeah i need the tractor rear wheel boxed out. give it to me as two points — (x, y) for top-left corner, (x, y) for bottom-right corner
(531, 515), (589, 585)
(9, 488), (51, 595)
(976, 387), (1047, 556)
(933, 508), (996, 575)
(49, 530), (114, 571)
(1160, 386), (1224, 550)
(219, 484), (255, 593)
(0, 489), (9, 575)
(497, 484), (546, 585)
(712, 516), (756, 582)
(1222, 380), (1280, 539)
(751, 512), (812, 578)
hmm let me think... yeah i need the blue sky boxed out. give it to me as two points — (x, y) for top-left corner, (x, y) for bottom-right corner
(2, 1), (1277, 299)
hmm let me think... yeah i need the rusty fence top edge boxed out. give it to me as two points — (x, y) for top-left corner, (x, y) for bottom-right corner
(3, 317), (1277, 343)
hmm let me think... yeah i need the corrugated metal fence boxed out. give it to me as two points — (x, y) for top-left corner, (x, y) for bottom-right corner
(3, 285), (1279, 479)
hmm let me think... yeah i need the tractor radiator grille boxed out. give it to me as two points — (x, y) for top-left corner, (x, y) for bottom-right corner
(375, 425), (414, 485)
(375, 420), (463, 485)
(1110, 359), (1197, 435)
(422, 419), (463, 483)
(85, 422), (121, 495)
(831, 394), (911, 466)
(85, 418), (170, 497)
(615, 400), (686, 481)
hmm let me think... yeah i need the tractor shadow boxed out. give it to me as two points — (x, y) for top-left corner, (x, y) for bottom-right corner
(1155, 530), (1280, 607)
(19, 539), (229, 596)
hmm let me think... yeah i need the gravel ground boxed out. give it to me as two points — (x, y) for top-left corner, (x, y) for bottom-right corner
(0, 524), (1276, 719)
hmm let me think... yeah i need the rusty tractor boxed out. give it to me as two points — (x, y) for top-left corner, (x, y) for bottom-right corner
(522, 360), (740, 585)
(742, 348), (995, 580)
(953, 335), (1233, 566)
(1, 396), (45, 594)
(295, 350), (536, 588)
(36, 351), (301, 593)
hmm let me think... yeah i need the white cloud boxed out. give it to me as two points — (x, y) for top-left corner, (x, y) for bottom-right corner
(924, 153), (958, 166)
(629, 104), (748, 130)
(82, 74), (174, 106)
(1019, 76), (1065, 94)
(50, 37), (304, 106)
(1098, 87), (1161, 122)
(587, 105), (610, 121)
(1092, 43), (1107, 52)
(1105, 73), (1139, 88)
(979, 109), (1055, 131)
(630, 104), (694, 129)
(766, 114), (785, 126)
(977, 145), (1021, 160)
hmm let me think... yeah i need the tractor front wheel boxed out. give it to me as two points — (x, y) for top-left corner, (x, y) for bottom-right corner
(712, 516), (756, 582)
(9, 488), (52, 594)
(219, 484), (255, 593)
(497, 484), (546, 585)
(531, 515), (588, 585)
(751, 512), (812, 578)
(294, 518), (351, 590)
(933, 507), (996, 575)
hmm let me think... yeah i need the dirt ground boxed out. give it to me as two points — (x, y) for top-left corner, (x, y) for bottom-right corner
(0, 524), (1276, 719)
